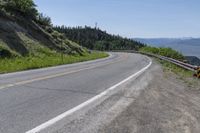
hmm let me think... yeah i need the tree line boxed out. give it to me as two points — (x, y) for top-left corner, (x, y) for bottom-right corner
(54, 26), (145, 51)
(0, 0), (38, 19)
(0, 0), (144, 51)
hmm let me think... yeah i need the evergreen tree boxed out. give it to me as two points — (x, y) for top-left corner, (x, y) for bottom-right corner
(54, 26), (144, 51)
(2, 0), (38, 19)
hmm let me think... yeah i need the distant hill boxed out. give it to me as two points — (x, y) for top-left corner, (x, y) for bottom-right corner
(134, 38), (200, 46)
(134, 38), (200, 59)
(54, 26), (144, 51)
(134, 38), (187, 45)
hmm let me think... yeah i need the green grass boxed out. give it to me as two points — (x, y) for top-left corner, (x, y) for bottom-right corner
(159, 59), (193, 77)
(0, 51), (108, 74)
(140, 46), (184, 61)
(158, 59), (199, 88)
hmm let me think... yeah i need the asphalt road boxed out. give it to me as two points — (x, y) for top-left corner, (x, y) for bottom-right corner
(0, 52), (150, 133)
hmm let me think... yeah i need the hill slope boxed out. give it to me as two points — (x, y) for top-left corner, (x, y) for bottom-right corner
(54, 26), (144, 51)
(0, 11), (85, 58)
(0, 0), (108, 73)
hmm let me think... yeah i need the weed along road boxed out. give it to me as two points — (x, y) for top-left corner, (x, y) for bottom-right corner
(0, 52), (151, 133)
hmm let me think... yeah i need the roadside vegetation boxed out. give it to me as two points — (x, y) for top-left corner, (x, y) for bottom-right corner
(139, 46), (199, 87)
(158, 59), (199, 88)
(140, 46), (184, 60)
(0, 50), (108, 73)
(159, 60), (193, 78)
(0, 0), (110, 73)
(140, 46), (193, 78)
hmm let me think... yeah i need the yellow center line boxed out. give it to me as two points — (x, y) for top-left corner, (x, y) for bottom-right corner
(0, 54), (128, 90)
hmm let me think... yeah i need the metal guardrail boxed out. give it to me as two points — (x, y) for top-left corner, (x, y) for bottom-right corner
(139, 52), (197, 72)
(112, 50), (200, 78)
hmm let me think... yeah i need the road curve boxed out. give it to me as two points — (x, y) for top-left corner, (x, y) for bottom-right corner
(0, 52), (151, 133)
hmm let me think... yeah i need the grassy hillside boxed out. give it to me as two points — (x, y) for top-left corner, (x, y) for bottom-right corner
(0, 0), (108, 73)
(0, 12), (85, 57)
(54, 26), (144, 51)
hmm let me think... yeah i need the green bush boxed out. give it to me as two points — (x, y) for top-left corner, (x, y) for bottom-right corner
(51, 31), (61, 39)
(0, 46), (12, 58)
(0, 45), (18, 58)
(140, 46), (184, 60)
(37, 13), (52, 26)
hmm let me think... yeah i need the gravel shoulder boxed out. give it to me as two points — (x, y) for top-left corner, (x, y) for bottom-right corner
(43, 59), (200, 133)
(101, 60), (200, 133)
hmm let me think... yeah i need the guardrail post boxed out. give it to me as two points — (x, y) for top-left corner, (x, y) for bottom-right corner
(194, 67), (200, 78)
(197, 67), (200, 78)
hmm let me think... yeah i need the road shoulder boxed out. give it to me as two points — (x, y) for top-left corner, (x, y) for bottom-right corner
(42, 60), (200, 133)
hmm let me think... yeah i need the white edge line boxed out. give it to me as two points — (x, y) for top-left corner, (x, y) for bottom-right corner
(26, 57), (152, 133)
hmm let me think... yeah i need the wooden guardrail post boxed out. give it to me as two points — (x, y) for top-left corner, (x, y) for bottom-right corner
(194, 67), (200, 78)
(197, 67), (200, 78)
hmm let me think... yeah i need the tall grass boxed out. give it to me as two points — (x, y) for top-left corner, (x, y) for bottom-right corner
(0, 52), (108, 74)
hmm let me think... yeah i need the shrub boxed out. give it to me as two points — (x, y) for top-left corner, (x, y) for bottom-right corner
(0, 45), (18, 58)
(140, 46), (184, 61)
(51, 31), (61, 39)
(45, 26), (54, 33)
(3, 0), (38, 19)
(37, 13), (52, 26)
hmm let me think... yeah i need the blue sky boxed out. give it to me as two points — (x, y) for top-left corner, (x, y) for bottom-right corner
(34, 0), (200, 38)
